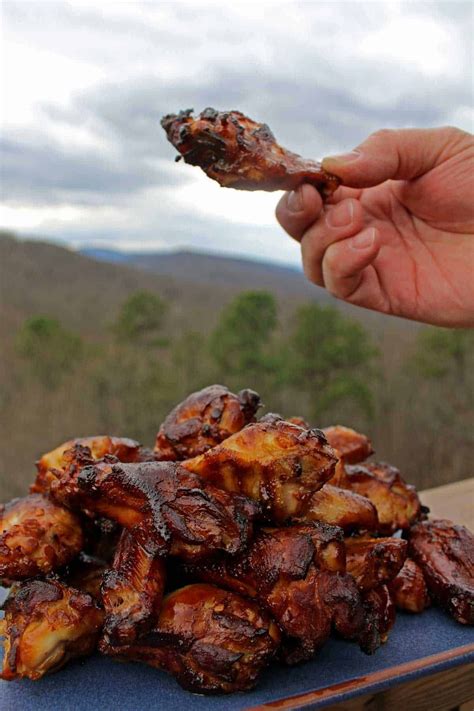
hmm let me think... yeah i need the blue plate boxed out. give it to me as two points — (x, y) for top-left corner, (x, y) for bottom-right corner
(1, 590), (473, 711)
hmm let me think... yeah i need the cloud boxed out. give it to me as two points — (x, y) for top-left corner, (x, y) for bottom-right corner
(1, 0), (473, 264)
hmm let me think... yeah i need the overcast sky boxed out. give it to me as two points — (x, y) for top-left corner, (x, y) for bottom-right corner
(1, 1), (473, 266)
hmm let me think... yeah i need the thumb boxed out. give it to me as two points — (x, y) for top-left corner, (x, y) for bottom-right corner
(322, 126), (466, 188)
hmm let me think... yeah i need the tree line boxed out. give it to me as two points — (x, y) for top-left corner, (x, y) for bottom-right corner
(2, 289), (473, 499)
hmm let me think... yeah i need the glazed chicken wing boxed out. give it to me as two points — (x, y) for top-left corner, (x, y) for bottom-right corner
(408, 519), (474, 624)
(32, 435), (146, 495)
(101, 530), (166, 646)
(0, 577), (103, 680)
(341, 462), (422, 534)
(0, 494), (83, 582)
(345, 536), (407, 591)
(184, 523), (373, 663)
(323, 426), (374, 465)
(48, 447), (258, 559)
(161, 108), (340, 198)
(387, 558), (431, 613)
(154, 385), (261, 460)
(66, 551), (108, 601)
(298, 484), (379, 533)
(183, 420), (337, 523)
(100, 583), (280, 694)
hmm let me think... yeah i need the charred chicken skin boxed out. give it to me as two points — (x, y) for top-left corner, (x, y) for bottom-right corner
(47, 446), (258, 559)
(299, 484), (379, 533)
(388, 558), (431, 613)
(344, 536), (407, 592)
(154, 385), (261, 461)
(100, 530), (166, 646)
(341, 462), (422, 534)
(0, 577), (103, 680)
(183, 522), (373, 663)
(161, 108), (340, 198)
(183, 420), (338, 523)
(362, 585), (396, 647)
(0, 493), (83, 582)
(100, 583), (280, 694)
(408, 519), (474, 625)
(32, 435), (145, 495)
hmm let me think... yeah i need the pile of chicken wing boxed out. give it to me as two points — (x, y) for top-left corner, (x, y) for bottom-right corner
(1, 385), (473, 694)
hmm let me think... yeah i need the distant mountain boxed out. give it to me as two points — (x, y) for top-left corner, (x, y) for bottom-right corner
(79, 247), (322, 300)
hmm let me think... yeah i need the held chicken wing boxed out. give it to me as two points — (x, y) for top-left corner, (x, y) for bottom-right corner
(32, 435), (146, 495)
(298, 484), (379, 533)
(184, 523), (373, 663)
(101, 530), (166, 646)
(408, 519), (474, 625)
(154, 385), (261, 460)
(0, 577), (103, 680)
(0, 494), (83, 582)
(345, 536), (407, 591)
(100, 583), (280, 695)
(387, 558), (431, 613)
(48, 447), (258, 559)
(161, 108), (340, 198)
(183, 420), (338, 523)
(341, 462), (422, 534)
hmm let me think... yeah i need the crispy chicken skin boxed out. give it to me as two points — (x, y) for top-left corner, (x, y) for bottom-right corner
(184, 523), (373, 663)
(388, 558), (431, 613)
(323, 426), (374, 465)
(345, 536), (407, 592)
(47, 447), (258, 559)
(0, 494), (83, 582)
(408, 519), (474, 625)
(0, 578), (103, 680)
(32, 435), (145, 495)
(161, 108), (340, 198)
(341, 462), (422, 534)
(183, 420), (338, 523)
(101, 530), (166, 646)
(299, 484), (379, 533)
(100, 583), (280, 694)
(362, 585), (396, 647)
(154, 385), (261, 461)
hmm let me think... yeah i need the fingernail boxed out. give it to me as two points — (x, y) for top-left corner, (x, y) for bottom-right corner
(351, 228), (376, 250)
(326, 200), (354, 228)
(287, 188), (303, 212)
(323, 150), (361, 165)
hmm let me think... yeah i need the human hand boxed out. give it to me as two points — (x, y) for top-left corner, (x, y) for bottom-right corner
(276, 127), (474, 327)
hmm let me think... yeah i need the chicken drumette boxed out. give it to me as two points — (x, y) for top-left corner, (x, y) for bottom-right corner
(100, 583), (281, 694)
(0, 493), (83, 582)
(32, 435), (148, 495)
(47, 446), (258, 559)
(161, 108), (340, 198)
(340, 462), (422, 534)
(408, 519), (474, 624)
(183, 420), (338, 523)
(299, 485), (379, 533)
(154, 385), (261, 460)
(344, 536), (407, 592)
(0, 577), (103, 680)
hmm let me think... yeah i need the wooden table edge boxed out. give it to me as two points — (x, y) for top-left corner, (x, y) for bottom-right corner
(246, 642), (474, 710)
